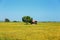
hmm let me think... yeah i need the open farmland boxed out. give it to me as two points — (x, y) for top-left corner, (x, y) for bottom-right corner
(0, 22), (60, 40)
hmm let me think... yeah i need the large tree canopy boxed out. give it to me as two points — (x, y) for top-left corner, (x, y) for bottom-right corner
(22, 16), (33, 24)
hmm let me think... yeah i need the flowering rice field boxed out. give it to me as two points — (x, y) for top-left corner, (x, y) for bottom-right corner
(0, 22), (60, 40)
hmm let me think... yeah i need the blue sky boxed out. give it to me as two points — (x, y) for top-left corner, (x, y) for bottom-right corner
(0, 0), (60, 21)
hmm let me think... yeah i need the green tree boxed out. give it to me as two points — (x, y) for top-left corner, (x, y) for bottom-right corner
(22, 16), (33, 24)
(5, 18), (10, 22)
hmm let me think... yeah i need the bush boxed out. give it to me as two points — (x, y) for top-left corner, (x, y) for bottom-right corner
(5, 18), (10, 22)
(13, 21), (17, 22)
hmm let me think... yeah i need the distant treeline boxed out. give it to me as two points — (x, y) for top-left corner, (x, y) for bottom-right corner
(39, 21), (60, 23)
(0, 16), (60, 24)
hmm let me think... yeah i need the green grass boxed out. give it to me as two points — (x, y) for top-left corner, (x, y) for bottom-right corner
(0, 22), (60, 40)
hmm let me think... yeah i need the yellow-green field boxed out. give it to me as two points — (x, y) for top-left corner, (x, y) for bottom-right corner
(0, 22), (60, 40)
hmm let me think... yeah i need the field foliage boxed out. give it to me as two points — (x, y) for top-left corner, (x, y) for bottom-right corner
(0, 22), (60, 40)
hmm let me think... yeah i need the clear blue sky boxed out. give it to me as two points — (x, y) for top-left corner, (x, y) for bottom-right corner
(0, 0), (60, 21)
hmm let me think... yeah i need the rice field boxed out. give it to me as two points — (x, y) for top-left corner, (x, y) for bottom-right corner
(0, 22), (60, 40)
